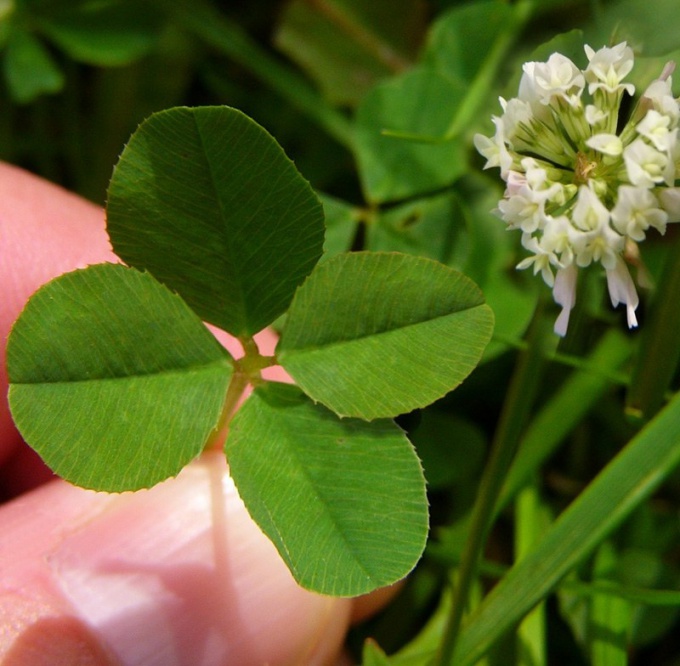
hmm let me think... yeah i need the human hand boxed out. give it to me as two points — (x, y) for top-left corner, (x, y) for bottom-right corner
(0, 163), (390, 665)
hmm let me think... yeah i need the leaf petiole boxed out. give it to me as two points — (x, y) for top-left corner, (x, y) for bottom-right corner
(206, 336), (279, 451)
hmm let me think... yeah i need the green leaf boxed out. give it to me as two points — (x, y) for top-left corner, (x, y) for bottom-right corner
(366, 176), (536, 356)
(626, 234), (680, 419)
(278, 252), (494, 420)
(7, 263), (232, 491)
(409, 410), (486, 490)
(362, 639), (393, 665)
(422, 0), (533, 142)
(588, 0), (680, 57)
(497, 329), (633, 514)
(365, 193), (469, 267)
(274, 0), (425, 107)
(3, 27), (63, 103)
(618, 548), (680, 647)
(21, 0), (162, 66)
(589, 543), (631, 666)
(164, 0), (354, 149)
(451, 388), (680, 665)
(319, 193), (360, 259)
(515, 485), (550, 666)
(563, 579), (680, 608)
(422, 0), (514, 83)
(107, 106), (325, 337)
(354, 67), (468, 203)
(225, 382), (428, 596)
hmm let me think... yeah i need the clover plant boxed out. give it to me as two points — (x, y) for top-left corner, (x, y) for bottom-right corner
(6, 105), (494, 596)
(8, 2), (680, 662)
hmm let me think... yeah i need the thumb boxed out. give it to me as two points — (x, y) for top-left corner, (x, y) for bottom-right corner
(0, 452), (353, 665)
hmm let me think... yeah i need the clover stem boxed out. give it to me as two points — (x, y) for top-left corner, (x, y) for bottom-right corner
(433, 303), (550, 665)
(206, 369), (250, 451)
(206, 335), (278, 451)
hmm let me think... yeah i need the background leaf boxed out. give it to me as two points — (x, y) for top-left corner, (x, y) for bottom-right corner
(354, 67), (468, 203)
(274, 0), (426, 107)
(588, 543), (631, 665)
(409, 410), (486, 491)
(319, 192), (361, 258)
(452, 389), (680, 665)
(278, 252), (494, 420)
(19, 0), (163, 66)
(365, 193), (469, 267)
(587, 0), (680, 57)
(225, 382), (428, 596)
(422, 0), (515, 83)
(3, 26), (63, 103)
(7, 263), (232, 491)
(107, 105), (325, 337)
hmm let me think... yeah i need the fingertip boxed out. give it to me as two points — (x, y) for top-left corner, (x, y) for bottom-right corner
(0, 453), (353, 665)
(1, 607), (120, 666)
(350, 581), (404, 625)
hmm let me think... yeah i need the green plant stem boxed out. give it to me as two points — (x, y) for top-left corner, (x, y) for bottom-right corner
(444, 0), (534, 140)
(154, 0), (354, 150)
(496, 328), (632, 516)
(433, 306), (551, 666)
(207, 336), (277, 451)
(491, 331), (631, 387)
(206, 369), (250, 451)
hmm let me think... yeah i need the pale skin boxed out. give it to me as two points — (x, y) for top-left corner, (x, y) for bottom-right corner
(0, 163), (394, 665)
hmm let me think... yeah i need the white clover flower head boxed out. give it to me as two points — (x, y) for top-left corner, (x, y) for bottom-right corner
(498, 189), (547, 233)
(623, 138), (668, 187)
(640, 65), (679, 121)
(585, 104), (608, 126)
(636, 110), (673, 151)
(516, 234), (559, 286)
(571, 183), (607, 229)
(553, 264), (578, 336)
(607, 257), (640, 328)
(475, 41), (680, 335)
(586, 133), (623, 156)
(611, 186), (668, 240)
(499, 96), (533, 142)
(584, 42), (635, 95)
(473, 116), (512, 175)
(542, 214), (575, 263)
(531, 53), (585, 105)
(659, 187), (680, 221)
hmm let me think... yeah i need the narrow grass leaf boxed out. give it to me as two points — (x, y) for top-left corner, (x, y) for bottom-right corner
(496, 329), (632, 514)
(452, 389), (680, 665)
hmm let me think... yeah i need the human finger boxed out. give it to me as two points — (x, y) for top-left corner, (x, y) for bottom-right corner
(0, 451), (353, 665)
(0, 163), (116, 465)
